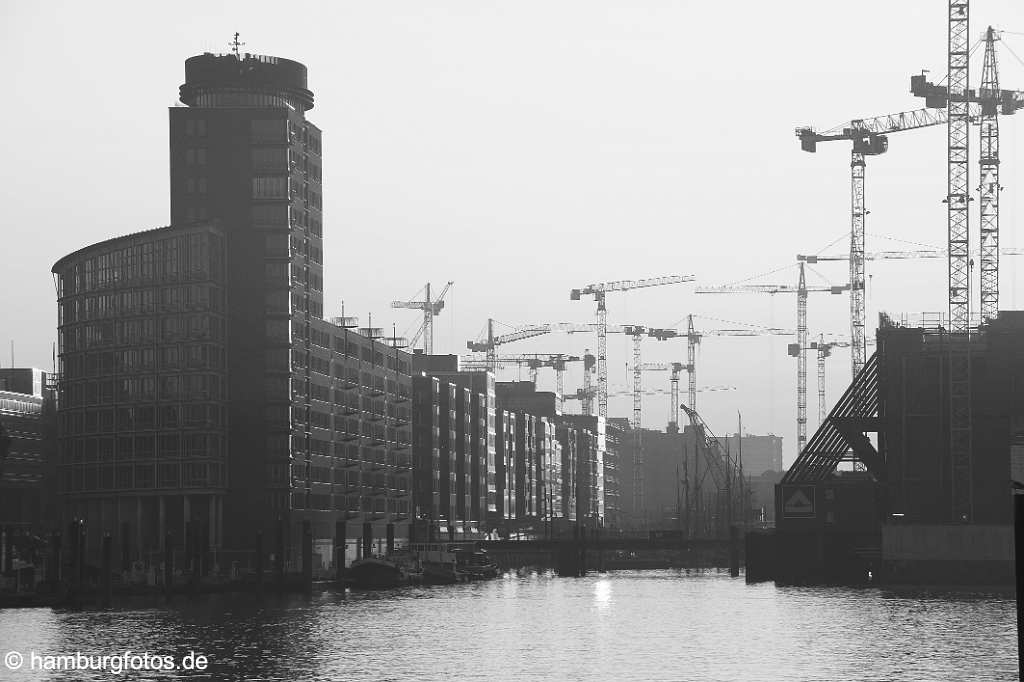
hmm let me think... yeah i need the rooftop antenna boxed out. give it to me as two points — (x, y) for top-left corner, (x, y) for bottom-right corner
(230, 32), (245, 58)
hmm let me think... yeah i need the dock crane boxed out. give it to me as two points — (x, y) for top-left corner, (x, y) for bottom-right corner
(796, 107), (957, 379)
(391, 281), (453, 355)
(696, 263), (848, 455)
(569, 276), (695, 419)
(680, 405), (741, 540)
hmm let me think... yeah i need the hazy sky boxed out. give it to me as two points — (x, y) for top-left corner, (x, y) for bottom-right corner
(3, 1), (1023, 466)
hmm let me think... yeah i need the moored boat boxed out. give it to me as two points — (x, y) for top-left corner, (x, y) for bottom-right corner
(348, 556), (408, 589)
(411, 542), (500, 583)
(452, 547), (500, 580)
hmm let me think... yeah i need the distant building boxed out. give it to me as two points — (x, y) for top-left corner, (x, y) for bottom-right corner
(0, 369), (56, 532)
(411, 355), (496, 539)
(493, 382), (612, 534)
(618, 425), (779, 530)
(718, 433), (783, 476)
(602, 418), (625, 530)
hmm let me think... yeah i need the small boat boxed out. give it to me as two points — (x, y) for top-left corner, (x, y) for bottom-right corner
(421, 560), (467, 585)
(411, 542), (499, 584)
(348, 556), (409, 589)
(451, 547), (500, 580)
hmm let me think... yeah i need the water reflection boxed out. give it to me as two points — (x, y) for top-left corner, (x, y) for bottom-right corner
(0, 571), (1014, 681)
(593, 578), (612, 611)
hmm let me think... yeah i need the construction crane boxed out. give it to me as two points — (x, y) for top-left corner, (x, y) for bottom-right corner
(910, 14), (1024, 520)
(391, 281), (453, 355)
(696, 263), (848, 455)
(797, 246), (1024, 358)
(796, 107), (956, 379)
(809, 335), (876, 428)
(679, 404), (741, 540)
(469, 321), (668, 421)
(569, 276), (695, 418)
(630, 362), (685, 431)
(561, 382), (737, 419)
(799, 246), (1024, 263)
(649, 316), (795, 416)
(909, 27), (1024, 324)
(459, 353), (582, 410)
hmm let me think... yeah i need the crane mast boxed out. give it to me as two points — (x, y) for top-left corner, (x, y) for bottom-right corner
(570, 275), (694, 418)
(947, 1), (971, 332)
(696, 270), (846, 456)
(948, 0), (973, 522)
(815, 334), (830, 425)
(687, 315), (698, 411)
(849, 147), (867, 378)
(796, 264), (809, 451)
(979, 27), (1000, 322)
(582, 351), (595, 416)
(797, 108), (953, 380)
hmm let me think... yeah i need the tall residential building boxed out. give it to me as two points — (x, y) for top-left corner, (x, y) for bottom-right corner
(53, 51), (415, 565)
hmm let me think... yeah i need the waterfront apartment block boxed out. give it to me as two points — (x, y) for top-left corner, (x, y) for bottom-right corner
(51, 51), (415, 568)
(493, 382), (605, 535)
(411, 354), (496, 538)
(493, 409), (517, 533)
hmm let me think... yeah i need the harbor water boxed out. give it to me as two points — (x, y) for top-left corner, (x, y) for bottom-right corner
(0, 570), (1016, 681)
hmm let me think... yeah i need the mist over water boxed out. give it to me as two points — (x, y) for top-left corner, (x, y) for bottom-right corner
(0, 571), (1014, 681)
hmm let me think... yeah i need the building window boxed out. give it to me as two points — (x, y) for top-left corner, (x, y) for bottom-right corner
(251, 119), (287, 143)
(252, 176), (287, 199)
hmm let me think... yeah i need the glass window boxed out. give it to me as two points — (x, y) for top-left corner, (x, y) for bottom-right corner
(252, 176), (287, 199)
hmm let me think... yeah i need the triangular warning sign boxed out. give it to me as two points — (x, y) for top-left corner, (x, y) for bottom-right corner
(786, 489), (811, 509)
(784, 490), (813, 513)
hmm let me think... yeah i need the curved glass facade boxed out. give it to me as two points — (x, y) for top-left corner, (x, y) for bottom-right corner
(52, 223), (227, 551)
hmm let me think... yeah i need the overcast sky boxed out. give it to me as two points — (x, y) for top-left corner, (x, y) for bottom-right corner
(3, 1), (1023, 466)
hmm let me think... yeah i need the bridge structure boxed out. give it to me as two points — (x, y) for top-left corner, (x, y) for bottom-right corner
(478, 533), (737, 576)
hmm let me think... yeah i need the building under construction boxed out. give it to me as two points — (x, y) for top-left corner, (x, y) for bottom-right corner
(769, 312), (1023, 585)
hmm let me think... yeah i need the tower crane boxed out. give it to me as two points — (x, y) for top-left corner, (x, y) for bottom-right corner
(799, 246), (1024, 263)
(469, 321), (669, 421)
(630, 362), (686, 431)
(796, 107), (957, 379)
(569, 276), (695, 419)
(696, 263), (848, 455)
(459, 353), (582, 410)
(910, 25), (1024, 326)
(391, 281), (453, 355)
(580, 350), (596, 416)
(809, 335), (876, 428)
(649, 316), (794, 415)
